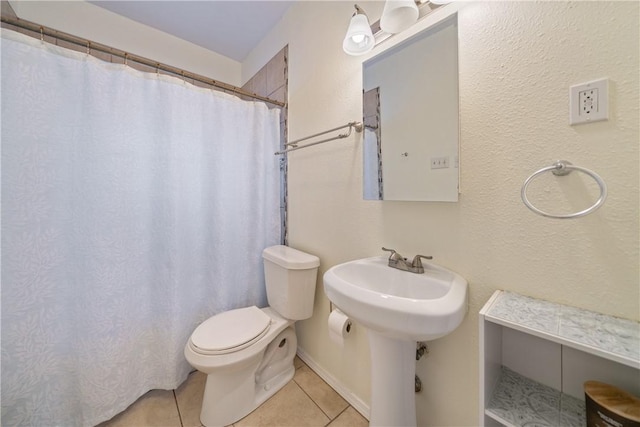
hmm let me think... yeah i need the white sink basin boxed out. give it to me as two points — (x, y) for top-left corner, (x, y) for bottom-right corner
(324, 255), (469, 426)
(323, 255), (468, 341)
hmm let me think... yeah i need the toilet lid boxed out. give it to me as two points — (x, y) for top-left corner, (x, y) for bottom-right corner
(190, 306), (271, 355)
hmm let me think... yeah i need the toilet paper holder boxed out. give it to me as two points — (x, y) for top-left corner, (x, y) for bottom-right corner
(329, 302), (352, 332)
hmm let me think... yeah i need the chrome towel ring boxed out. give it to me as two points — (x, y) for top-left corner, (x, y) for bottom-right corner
(521, 160), (607, 219)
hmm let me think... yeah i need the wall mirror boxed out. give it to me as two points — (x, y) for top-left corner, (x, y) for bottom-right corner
(363, 16), (459, 201)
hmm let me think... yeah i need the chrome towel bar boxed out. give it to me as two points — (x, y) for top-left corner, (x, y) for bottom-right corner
(275, 121), (363, 155)
(521, 160), (607, 219)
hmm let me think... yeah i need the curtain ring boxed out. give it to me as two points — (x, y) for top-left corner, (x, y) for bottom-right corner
(39, 26), (44, 42)
(156, 63), (160, 76)
(124, 53), (128, 66)
(86, 41), (91, 55)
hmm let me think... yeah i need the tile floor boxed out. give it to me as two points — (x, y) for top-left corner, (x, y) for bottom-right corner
(98, 357), (369, 427)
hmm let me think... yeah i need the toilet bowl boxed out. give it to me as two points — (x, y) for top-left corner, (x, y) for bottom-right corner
(184, 245), (319, 427)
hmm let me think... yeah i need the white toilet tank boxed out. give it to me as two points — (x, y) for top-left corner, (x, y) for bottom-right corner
(262, 245), (320, 320)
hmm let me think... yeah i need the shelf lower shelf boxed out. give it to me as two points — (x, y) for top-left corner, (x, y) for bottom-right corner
(486, 366), (585, 427)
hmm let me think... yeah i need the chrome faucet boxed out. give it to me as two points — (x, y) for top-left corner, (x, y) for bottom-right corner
(382, 247), (432, 274)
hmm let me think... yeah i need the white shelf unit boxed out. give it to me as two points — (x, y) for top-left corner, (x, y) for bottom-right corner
(479, 290), (640, 427)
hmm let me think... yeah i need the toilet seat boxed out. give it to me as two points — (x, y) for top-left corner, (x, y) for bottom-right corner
(189, 306), (271, 355)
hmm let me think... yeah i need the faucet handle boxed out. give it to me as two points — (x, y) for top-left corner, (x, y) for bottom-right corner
(382, 247), (403, 261)
(411, 254), (433, 270)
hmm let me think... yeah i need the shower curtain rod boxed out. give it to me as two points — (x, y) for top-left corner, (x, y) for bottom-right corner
(0, 15), (286, 108)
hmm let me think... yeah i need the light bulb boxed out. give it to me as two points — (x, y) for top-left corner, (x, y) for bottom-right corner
(343, 7), (375, 56)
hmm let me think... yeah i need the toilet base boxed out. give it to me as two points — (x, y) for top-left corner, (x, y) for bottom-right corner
(254, 364), (295, 408)
(200, 364), (295, 427)
(199, 326), (298, 427)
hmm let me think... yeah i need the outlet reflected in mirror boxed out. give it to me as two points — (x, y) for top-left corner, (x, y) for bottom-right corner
(363, 16), (459, 201)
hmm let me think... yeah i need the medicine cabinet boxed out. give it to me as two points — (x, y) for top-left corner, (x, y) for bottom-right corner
(363, 16), (459, 201)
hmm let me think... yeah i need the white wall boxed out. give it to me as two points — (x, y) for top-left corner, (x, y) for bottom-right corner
(244, 1), (639, 425)
(10, 1), (637, 424)
(9, 0), (242, 86)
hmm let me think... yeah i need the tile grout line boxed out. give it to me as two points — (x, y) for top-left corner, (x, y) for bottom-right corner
(173, 389), (185, 427)
(292, 362), (337, 421)
(326, 406), (351, 427)
(293, 360), (350, 424)
(291, 376), (339, 424)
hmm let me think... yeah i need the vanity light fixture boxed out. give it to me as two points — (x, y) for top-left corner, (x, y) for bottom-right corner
(343, 4), (375, 56)
(380, 0), (419, 34)
(343, 0), (450, 55)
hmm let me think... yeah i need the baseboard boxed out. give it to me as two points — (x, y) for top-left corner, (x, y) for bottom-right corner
(296, 347), (370, 420)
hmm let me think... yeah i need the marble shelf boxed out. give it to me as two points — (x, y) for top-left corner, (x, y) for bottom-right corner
(486, 366), (585, 427)
(483, 291), (640, 369)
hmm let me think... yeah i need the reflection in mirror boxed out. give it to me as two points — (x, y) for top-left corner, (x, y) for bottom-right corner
(363, 87), (383, 199)
(363, 16), (459, 201)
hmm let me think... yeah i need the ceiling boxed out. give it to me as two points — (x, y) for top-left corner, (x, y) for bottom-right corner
(89, 1), (293, 62)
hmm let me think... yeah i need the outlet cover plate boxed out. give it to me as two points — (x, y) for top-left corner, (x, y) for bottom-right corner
(431, 156), (449, 169)
(570, 78), (609, 125)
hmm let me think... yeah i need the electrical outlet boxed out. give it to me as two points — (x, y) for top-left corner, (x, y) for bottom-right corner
(570, 78), (608, 125)
(431, 156), (449, 169)
(579, 88), (598, 117)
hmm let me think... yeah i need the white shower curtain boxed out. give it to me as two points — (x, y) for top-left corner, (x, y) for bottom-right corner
(1, 29), (281, 426)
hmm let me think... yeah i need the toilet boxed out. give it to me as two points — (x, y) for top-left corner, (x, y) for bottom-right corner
(184, 245), (320, 427)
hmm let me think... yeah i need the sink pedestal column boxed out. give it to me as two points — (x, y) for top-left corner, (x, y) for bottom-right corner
(367, 330), (416, 427)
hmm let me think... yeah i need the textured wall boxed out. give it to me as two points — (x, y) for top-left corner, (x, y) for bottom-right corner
(245, 1), (639, 425)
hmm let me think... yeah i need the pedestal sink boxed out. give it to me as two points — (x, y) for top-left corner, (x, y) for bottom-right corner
(323, 256), (468, 427)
